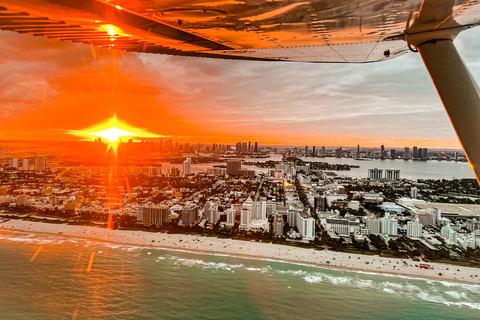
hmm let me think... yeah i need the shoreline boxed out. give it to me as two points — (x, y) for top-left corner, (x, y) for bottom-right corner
(1, 219), (479, 286)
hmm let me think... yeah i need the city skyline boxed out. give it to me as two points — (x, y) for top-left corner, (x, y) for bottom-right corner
(1, 27), (480, 148)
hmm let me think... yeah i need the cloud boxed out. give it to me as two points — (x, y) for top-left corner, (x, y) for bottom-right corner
(1, 26), (479, 147)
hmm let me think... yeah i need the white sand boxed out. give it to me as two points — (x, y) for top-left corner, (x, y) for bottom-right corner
(1, 219), (479, 285)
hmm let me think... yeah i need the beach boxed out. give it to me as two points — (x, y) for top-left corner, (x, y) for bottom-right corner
(1, 219), (479, 286)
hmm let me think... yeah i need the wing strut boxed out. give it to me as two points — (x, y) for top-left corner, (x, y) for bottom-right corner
(417, 39), (480, 181)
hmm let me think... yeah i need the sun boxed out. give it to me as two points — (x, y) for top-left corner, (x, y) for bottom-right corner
(69, 115), (160, 154)
(90, 126), (136, 142)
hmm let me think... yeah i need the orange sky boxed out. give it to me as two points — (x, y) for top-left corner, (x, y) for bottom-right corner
(0, 29), (471, 149)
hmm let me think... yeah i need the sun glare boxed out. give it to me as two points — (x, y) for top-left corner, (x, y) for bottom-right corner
(69, 115), (160, 154)
(90, 126), (136, 142)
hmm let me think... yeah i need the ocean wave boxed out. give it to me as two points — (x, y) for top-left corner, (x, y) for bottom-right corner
(382, 281), (404, 290)
(125, 247), (142, 252)
(382, 288), (395, 294)
(246, 266), (272, 273)
(6, 236), (57, 245)
(326, 275), (351, 285)
(439, 281), (480, 294)
(302, 274), (350, 286)
(355, 279), (373, 288)
(303, 275), (325, 284)
(416, 290), (448, 304)
(275, 267), (480, 310)
(276, 269), (309, 276)
(444, 291), (469, 300)
(442, 302), (480, 310)
(106, 244), (123, 249)
(169, 256), (244, 271)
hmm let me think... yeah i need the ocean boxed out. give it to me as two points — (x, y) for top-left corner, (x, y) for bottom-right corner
(1, 230), (479, 319)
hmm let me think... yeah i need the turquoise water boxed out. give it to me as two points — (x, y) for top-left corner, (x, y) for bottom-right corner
(1, 230), (479, 320)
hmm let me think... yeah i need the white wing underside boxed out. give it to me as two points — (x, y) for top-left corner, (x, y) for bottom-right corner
(1, 0), (479, 63)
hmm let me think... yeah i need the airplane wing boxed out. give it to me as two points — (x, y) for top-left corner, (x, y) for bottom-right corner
(1, 0), (478, 63)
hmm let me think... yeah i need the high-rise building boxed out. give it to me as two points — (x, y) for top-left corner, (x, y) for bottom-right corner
(418, 148), (423, 160)
(368, 168), (383, 179)
(381, 217), (398, 236)
(242, 142), (247, 153)
(248, 141), (251, 151)
(236, 142), (242, 154)
(240, 206), (251, 229)
(305, 146), (308, 156)
(442, 226), (457, 244)
(22, 159), (29, 171)
(205, 201), (219, 225)
(335, 147), (342, 158)
(365, 218), (381, 234)
(297, 211), (315, 241)
(148, 166), (162, 175)
(407, 220), (423, 238)
(390, 149), (396, 159)
(417, 212), (436, 226)
(9, 158), (18, 169)
(250, 202), (263, 220)
(227, 159), (241, 176)
(385, 169), (393, 180)
(286, 208), (298, 226)
(321, 146), (326, 157)
(226, 207), (236, 226)
(273, 214), (284, 236)
(380, 145), (385, 159)
(183, 158), (191, 176)
(254, 142), (258, 153)
(312, 146), (316, 157)
(385, 169), (400, 180)
(356, 144), (360, 159)
(182, 205), (197, 227)
(404, 147), (410, 160)
(170, 167), (180, 176)
(413, 146), (418, 159)
(410, 187), (418, 198)
(393, 169), (400, 180)
(165, 139), (173, 153)
(138, 205), (170, 226)
(422, 148), (428, 160)
(250, 201), (275, 220)
(325, 218), (351, 235)
(34, 156), (48, 171)
(466, 219), (480, 232)
(314, 195), (326, 213)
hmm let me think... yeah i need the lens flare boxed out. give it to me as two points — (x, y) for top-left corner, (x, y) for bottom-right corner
(90, 127), (136, 142)
(69, 114), (160, 154)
